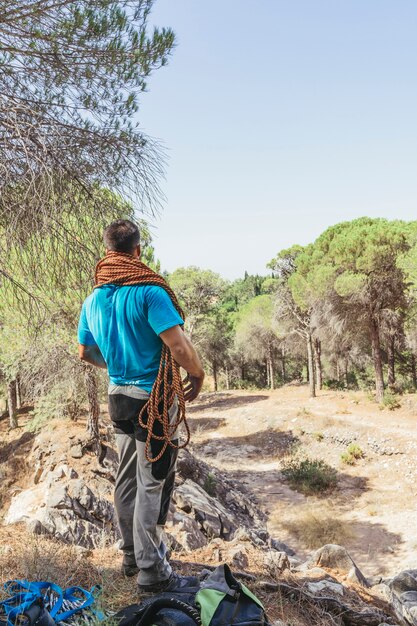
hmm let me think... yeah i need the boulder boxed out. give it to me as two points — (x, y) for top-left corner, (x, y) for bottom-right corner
(388, 570), (417, 626)
(5, 478), (119, 549)
(5, 484), (46, 525)
(304, 544), (369, 587)
(306, 580), (344, 596)
(173, 479), (236, 539)
(166, 510), (207, 551)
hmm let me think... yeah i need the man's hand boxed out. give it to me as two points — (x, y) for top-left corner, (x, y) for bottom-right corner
(159, 325), (205, 402)
(183, 373), (205, 402)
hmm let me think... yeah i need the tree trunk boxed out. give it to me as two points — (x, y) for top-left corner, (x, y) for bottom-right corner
(241, 363), (245, 381)
(7, 380), (18, 429)
(336, 360), (340, 381)
(212, 362), (218, 392)
(387, 337), (395, 388)
(269, 347), (275, 390)
(281, 347), (286, 383)
(411, 354), (417, 389)
(225, 366), (230, 390)
(266, 359), (270, 389)
(84, 366), (101, 455)
(306, 333), (316, 398)
(313, 338), (322, 391)
(369, 317), (384, 402)
(344, 358), (349, 388)
(16, 375), (21, 410)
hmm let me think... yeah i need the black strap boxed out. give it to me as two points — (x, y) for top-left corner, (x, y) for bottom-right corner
(136, 597), (201, 626)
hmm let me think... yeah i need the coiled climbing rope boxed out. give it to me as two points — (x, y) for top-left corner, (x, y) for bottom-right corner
(94, 251), (190, 463)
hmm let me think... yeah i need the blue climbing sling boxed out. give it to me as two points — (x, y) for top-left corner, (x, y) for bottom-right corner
(0, 580), (103, 626)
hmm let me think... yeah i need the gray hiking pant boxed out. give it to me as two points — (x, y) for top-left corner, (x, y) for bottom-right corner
(109, 385), (178, 585)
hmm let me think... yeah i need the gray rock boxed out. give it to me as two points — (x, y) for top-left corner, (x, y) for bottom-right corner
(51, 464), (78, 481)
(5, 478), (119, 549)
(167, 510), (207, 551)
(270, 538), (296, 556)
(305, 544), (369, 587)
(388, 570), (417, 626)
(228, 545), (249, 569)
(101, 445), (118, 479)
(46, 484), (71, 509)
(27, 519), (46, 535)
(306, 580), (344, 596)
(233, 527), (252, 542)
(173, 480), (236, 539)
(70, 444), (83, 459)
(264, 551), (290, 573)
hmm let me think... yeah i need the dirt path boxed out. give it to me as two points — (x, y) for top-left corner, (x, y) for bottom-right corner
(188, 386), (417, 578)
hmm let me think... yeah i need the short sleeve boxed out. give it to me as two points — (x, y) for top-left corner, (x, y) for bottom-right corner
(77, 301), (97, 346)
(145, 287), (184, 336)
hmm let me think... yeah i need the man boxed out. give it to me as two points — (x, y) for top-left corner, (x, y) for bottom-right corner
(77, 219), (205, 593)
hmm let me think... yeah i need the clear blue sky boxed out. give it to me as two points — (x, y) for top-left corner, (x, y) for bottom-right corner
(139, 0), (417, 279)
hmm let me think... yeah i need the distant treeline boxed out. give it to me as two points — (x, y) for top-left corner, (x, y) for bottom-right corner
(2, 216), (417, 438)
(170, 217), (417, 404)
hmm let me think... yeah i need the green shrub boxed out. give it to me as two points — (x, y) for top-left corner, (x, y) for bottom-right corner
(281, 457), (338, 495)
(380, 390), (401, 411)
(341, 443), (364, 465)
(322, 379), (345, 391)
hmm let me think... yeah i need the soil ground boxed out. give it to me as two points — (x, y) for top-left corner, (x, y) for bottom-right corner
(187, 385), (417, 578)
(1, 385), (415, 624)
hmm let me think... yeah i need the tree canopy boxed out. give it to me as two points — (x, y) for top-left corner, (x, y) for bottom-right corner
(0, 0), (174, 265)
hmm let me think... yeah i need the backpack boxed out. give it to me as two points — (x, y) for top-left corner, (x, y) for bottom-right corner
(113, 564), (271, 626)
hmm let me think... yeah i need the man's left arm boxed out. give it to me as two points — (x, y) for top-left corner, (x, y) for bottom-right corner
(77, 301), (107, 369)
(78, 344), (107, 369)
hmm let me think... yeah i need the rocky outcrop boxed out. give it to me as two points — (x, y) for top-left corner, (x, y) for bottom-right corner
(5, 429), (280, 556)
(177, 449), (266, 530)
(5, 475), (119, 549)
(173, 479), (236, 539)
(387, 570), (417, 626)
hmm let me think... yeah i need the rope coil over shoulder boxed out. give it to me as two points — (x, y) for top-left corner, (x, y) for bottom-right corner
(94, 251), (190, 463)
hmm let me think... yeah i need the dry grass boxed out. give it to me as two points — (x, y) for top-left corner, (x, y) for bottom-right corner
(0, 525), (290, 621)
(0, 525), (137, 610)
(280, 507), (355, 550)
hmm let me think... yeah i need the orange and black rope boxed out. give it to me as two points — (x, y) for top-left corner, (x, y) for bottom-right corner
(95, 251), (190, 463)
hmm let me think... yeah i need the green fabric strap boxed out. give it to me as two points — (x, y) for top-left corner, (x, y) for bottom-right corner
(195, 588), (226, 626)
(241, 582), (264, 609)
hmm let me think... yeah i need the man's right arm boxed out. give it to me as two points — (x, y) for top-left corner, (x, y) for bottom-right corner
(159, 325), (205, 402)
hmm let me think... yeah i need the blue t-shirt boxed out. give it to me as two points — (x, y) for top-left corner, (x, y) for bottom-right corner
(77, 284), (183, 392)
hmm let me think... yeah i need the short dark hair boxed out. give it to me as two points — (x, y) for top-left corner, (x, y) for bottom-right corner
(103, 219), (140, 253)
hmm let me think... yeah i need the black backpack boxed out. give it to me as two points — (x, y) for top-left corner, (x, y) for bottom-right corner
(112, 564), (271, 626)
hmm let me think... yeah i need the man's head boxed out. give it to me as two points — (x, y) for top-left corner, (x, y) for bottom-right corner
(103, 219), (140, 257)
